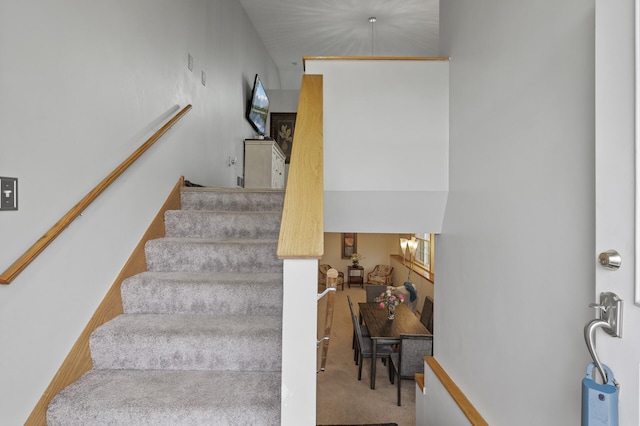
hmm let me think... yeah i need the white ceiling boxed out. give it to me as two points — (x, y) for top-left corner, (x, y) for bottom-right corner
(238, 0), (440, 90)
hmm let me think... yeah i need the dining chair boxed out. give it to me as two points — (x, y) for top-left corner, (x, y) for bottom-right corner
(389, 334), (434, 406)
(351, 312), (393, 381)
(420, 296), (434, 333)
(365, 284), (388, 303)
(347, 295), (368, 362)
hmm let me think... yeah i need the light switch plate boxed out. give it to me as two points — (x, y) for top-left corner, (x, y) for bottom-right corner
(0, 177), (18, 210)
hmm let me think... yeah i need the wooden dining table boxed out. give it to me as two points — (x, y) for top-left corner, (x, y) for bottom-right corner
(358, 302), (430, 389)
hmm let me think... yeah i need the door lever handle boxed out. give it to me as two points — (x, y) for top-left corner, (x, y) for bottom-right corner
(584, 292), (623, 386)
(584, 319), (612, 384)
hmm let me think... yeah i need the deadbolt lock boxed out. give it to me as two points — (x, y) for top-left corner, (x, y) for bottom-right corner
(598, 250), (622, 270)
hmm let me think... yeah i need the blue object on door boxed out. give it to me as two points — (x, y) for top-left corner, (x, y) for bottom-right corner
(582, 362), (618, 426)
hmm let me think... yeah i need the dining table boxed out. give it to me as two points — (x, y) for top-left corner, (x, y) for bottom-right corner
(358, 302), (430, 389)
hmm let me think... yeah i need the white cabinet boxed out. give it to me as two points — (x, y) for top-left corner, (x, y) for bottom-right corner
(243, 139), (286, 189)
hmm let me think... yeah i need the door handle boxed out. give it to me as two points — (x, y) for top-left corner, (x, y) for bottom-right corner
(584, 292), (623, 385)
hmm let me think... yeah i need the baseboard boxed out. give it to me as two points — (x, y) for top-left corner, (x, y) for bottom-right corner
(25, 176), (184, 426)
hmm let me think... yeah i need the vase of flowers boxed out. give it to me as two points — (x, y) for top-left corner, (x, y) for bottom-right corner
(388, 305), (396, 320)
(375, 289), (404, 320)
(350, 253), (364, 268)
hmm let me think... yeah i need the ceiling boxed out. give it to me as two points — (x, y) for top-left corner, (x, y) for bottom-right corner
(238, 0), (440, 90)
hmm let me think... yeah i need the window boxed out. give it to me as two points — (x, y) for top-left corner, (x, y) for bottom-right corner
(414, 233), (433, 270)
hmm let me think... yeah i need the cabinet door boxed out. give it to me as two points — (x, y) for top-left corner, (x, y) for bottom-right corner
(245, 140), (281, 189)
(272, 145), (285, 189)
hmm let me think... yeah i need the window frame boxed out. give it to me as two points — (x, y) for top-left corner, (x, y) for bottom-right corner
(413, 233), (435, 276)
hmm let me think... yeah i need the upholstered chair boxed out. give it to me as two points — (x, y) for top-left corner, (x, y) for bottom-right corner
(366, 264), (394, 285)
(389, 334), (434, 406)
(318, 264), (344, 291)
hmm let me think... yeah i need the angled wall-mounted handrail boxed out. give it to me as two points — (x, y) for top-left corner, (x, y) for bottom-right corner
(0, 104), (192, 285)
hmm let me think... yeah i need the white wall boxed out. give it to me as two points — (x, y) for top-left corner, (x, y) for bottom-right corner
(0, 1), (278, 423)
(435, 1), (594, 425)
(305, 59), (449, 234)
(268, 89), (300, 116)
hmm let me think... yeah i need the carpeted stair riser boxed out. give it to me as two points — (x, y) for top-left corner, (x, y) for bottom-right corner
(90, 314), (282, 371)
(181, 188), (284, 211)
(47, 188), (284, 425)
(145, 238), (282, 273)
(46, 370), (281, 425)
(165, 210), (282, 239)
(121, 271), (283, 315)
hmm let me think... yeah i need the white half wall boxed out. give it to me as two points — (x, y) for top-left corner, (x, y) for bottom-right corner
(304, 59), (449, 234)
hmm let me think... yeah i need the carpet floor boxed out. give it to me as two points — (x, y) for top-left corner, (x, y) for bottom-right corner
(316, 286), (417, 426)
(318, 423), (398, 426)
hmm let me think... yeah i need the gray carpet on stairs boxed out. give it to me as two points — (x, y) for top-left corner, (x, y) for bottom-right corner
(47, 188), (285, 425)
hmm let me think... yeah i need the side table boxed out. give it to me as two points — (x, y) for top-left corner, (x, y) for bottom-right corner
(347, 265), (364, 288)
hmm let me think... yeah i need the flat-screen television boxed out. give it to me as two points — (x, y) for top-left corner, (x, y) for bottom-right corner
(246, 74), (269, 136)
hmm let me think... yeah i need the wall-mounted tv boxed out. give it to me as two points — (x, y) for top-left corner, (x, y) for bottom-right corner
(246, 74), (269, 136)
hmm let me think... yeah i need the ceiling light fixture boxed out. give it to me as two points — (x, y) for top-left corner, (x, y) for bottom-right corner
(369, 17), (377, 55)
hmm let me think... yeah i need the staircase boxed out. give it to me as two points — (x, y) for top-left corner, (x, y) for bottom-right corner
(47, 187), (285, 425)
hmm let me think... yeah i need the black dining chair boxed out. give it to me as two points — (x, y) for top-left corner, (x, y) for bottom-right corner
(420, 296), (434, 333)
(347, 295), (369, 362)
(389, 334), (433, 406)
(351, 312), (393, 381)
(365, 284), (387, 303)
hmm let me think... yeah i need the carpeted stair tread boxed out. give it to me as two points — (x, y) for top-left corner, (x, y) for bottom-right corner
(181, 187), (284, 211)
(47, 369), (281, 425)
(47, 186), (285, 423)
(145, 238), (282, 273)
(90, 314), (282, 371)
(164, 210), (282, 239)
(122, 271), (283, 315)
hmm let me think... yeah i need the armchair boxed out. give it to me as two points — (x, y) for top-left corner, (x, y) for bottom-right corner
(366, 264), (394, 285)
(318, 264), (344, 291)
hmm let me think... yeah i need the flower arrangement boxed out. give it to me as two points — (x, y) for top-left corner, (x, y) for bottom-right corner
(375, 289), (404, 310)
(350, 253), (364, 266)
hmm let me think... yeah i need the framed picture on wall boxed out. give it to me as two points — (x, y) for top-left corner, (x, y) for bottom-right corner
(341, 233), (357, 259)
(270, 112), (296, 163)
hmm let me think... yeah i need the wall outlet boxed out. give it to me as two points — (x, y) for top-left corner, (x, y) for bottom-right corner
(188, 53), (193, 71)
(237, 176), (244, 187)
(0, 177), (18, 211)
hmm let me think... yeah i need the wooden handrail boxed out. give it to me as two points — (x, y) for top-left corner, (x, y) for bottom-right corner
(425, 357), (489, 426)
(277, 75), (323, 259)
(0, 104), (192, 284)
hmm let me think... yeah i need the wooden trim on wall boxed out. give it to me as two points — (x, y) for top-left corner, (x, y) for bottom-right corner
(424, 357), (489, 426)
(302, 56), (450, 71)
(25, 176), (184, 426)
(415, 372), (425, 392)
(390, 254), (434, 282)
